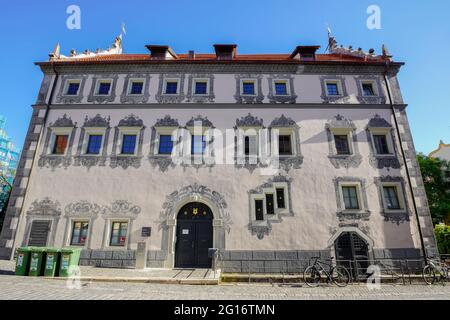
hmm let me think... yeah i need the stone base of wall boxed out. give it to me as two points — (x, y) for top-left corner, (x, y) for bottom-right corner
(79, 250), (166, 268)
(76, 248), (424, 273)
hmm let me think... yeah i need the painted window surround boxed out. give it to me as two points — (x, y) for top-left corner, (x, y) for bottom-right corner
(155, 74), (186, 103)
(247, 175), (293, 239)
(186, 74), (215, 103)
(267, 75), (297, 104)
(333, 177), (371, 222)
(120, 74), (151, 104)
(87, 75), (119, 103)
(355, 75), (387, 104)
(320, 76), (348, 103)
(374, 176), (410, 225)
(325, 114), (362, 169)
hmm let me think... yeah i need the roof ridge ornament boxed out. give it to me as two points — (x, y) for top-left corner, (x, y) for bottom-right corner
(48, 34), (123, 61)
(327, 31), (391, 61)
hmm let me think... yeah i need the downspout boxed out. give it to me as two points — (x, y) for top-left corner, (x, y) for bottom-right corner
(9, 62), (59, 259)
(383, 62), (428, 262)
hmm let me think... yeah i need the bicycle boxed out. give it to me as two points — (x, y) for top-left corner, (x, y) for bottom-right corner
(422, 258), (449, 285)
(303, 257), (350, 287)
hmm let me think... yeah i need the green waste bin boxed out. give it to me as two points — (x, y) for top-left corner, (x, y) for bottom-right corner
(44, 248), (61, 277)
(28, 247), (46, 276)
(59, 248), (81, 277)
(15, 247), (32, 276)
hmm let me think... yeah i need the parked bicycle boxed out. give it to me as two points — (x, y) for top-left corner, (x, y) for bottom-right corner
(422, 258), (449, 285)
(303, 257), (350, 287)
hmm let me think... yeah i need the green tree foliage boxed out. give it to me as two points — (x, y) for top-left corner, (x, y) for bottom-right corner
(417, 153), (450, 225)
(435, 224), (450, 254)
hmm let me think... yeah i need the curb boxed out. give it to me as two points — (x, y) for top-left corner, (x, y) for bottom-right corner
(44, 276), (219, 285)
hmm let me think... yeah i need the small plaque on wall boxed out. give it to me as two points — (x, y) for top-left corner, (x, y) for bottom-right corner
(141, 227), (151, 237)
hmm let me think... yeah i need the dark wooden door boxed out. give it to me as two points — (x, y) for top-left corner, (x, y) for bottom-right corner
(175, 202), (213, 268)
(28, 220), (51, 247)
(335, 232), (369, 279)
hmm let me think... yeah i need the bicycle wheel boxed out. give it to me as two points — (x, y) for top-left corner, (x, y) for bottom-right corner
(303, 266), (321, 287)
(331, 265), (351, 287)
(423, 265), (436, 285)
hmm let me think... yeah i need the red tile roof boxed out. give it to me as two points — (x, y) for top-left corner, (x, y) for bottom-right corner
(36, 52), (403, 66)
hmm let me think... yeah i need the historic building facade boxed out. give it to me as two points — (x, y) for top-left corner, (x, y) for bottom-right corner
(0, 34), (438, 272)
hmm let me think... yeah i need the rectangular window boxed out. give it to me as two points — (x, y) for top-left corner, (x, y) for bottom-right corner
(158, 135), (173, 154)
(275, 82), (288, 95)
(121, 134), (137, 154)
(383, 186), (401, 210)
(326, 82), (339, 95)
(70, 221), (89, 246)
(165, 81), (178, 94)
(266, 194), (275, 215)
(362, 83), (375, 96)
(342, 186), (360, 210)
(98, 82), (111, 95)
(66, 82), (80, 95)
(191, 135), (206, 154)
(244, 136), (250, 156)
(255, 200), (264, 221)
(334, 135), (351, 155)
(278, 135), (292, 155)
(242, 82), (255, 95)
(86, 135), (102, 155)
(373, 134), (390, 154)
(276, 188), (286, 209)
(110, 221), (128, 246)
(130, 81), (144, 95)
(53, 135), (69, 155)
(194, 82), (207, 95)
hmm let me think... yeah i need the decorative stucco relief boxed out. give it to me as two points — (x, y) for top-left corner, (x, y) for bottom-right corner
(374, 176), (411, 225)
(87, 75), (119, 104)
(234, 74), (264, 104)
(355, 75), (387, 104)
(186, 74), (215, 103)
(325, 114), (362, 169)
(38, 114), (77, 170)
(120, 73), (151, 104)
(267, 74), (297, 104)
(155, 74), (186, 103)
(55, 75), (88, 104)
(148, 115), (180, 172)
(270, 115), (303, 171)
(333, 177), (371, 222)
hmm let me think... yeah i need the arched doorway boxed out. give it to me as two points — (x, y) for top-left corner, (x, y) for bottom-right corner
(335, 232), (370, 279)
(175, 202), (213, 268)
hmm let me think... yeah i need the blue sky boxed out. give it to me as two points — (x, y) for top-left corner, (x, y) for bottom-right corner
(0, 0), (449, 153)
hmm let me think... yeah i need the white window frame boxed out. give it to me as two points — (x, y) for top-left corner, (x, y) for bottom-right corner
(127, 78), (146, 96)
(338, 181), (364, 213)
(273, 182), (290, 215)
(104, 218), (131, 249)
(240, 79), (257, 96)
(274, 128), (297, 157)
(381, 182), (406, 213)
(273, 79), (290, 96)
(94, 79), (113, 96)
(325, 80), (343, 96)
(48, 127), (73, 156)
(163, 78), (180, 95)
(360, 80), (378, 97)
(63, 79), (81, 96)
(117, 127), (140, 156)
(192, 78), (210, 96)
(330, 128), (354, 156)
(369, 128), (394, 156)
(66, 218), (90, 248)
(82, 128), (106, 156)
(250, 194), (269, 225)
(153, 127), (177, 156)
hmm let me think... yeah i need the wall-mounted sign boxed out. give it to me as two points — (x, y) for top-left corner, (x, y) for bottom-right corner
(141, 227), (151, 237)
(182, 229), (189, 235)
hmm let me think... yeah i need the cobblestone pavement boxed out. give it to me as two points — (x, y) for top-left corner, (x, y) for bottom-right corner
(0, 274), (449, 300)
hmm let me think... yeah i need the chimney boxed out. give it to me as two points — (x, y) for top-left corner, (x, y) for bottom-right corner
(213, 44), (237, 60)
(188, 50), (195, 59)
(145, 45), (178, 60)
(290, 45), (320, 61)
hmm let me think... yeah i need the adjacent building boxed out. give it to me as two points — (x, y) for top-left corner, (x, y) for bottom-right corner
(0, 34), (438, 272)
(0, 116), (21, 185)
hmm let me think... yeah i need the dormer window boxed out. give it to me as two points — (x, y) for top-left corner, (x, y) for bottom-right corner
(213, 44), (237, 60)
